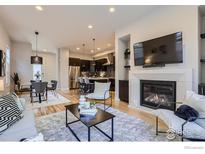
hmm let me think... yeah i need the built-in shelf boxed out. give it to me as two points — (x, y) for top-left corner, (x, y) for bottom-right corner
(124, 65), (130, 69)
(200, 59), (205, 62)
(201, 33), (205, 39)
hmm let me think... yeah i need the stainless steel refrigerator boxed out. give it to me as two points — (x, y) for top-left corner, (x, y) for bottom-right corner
(69, 66), (80, 89)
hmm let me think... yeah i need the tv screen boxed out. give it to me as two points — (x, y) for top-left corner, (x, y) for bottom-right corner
(133, 32), (183, 66)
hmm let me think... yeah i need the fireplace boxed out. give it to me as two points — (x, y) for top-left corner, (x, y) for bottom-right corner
(140, 80), (176, 111)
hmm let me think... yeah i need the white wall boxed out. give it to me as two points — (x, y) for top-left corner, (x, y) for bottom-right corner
(115, 6), (200, 108)
(39, 52), (57, 82)
(11, 41), (33, 85)
(0, 22), (10, 95)
(11, 41), (58, 85)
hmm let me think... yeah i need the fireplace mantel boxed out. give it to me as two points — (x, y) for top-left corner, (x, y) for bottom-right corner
(131, 68), (193, 82)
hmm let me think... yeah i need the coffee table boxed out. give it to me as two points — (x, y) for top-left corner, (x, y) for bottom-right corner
(65, 104), (115, 142)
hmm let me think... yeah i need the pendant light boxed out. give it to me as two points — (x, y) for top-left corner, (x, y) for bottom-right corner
(82, 43), (85, 53)
(92, 38), (96, 53)
(92, 38), (96, 66)
(31, 31), (43, 64)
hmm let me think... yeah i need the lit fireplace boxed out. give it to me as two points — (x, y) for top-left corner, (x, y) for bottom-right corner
(140, 80), (176, 111)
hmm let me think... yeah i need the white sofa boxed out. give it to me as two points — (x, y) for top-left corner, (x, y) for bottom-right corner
(0, 99), (37, 141)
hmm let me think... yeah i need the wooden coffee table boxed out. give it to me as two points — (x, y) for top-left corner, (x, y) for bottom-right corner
(65, 104), (115, 142)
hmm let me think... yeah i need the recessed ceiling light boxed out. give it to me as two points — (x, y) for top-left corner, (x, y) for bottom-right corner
(88, 25), (93, 29)
(109, 7), (115, 13)
(35, 5), (43, 11)
(43, 49), (47, 52)
(107, 43), (111, 47)
(90, 50), (94, 53)
(76, 47), (80, 50)
(97, 48), (101, 51)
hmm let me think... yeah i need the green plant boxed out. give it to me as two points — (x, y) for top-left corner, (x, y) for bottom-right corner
(34, 71), (41, 79)
(10, 73), (20, 85)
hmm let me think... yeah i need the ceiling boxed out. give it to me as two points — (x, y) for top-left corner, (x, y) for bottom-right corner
(0, 5), (160, 54)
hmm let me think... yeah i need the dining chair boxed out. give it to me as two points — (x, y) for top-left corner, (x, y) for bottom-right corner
(30, 82), (48, 103)
(47, 80), (58, 97)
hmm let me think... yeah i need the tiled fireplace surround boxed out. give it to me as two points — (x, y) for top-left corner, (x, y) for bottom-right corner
(128, 68), (193, 112)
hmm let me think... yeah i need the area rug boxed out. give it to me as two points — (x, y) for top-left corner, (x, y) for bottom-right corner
(21, 92), (71, 109)
(35, 104), (179, 141)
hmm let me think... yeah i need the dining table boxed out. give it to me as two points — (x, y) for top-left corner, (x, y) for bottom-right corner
(22, 81), (53, 103)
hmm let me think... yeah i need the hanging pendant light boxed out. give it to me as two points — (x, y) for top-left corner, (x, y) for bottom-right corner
(92, 38), (96, 53)
(31, 31), (43, 64)
(92, 38), (96, 65)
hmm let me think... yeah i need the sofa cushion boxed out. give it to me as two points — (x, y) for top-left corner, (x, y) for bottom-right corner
(0, 94), (23, 134)
(194, 112), (205, 129)
(184, 91), (205, 112)
(0, 109), (37, 141)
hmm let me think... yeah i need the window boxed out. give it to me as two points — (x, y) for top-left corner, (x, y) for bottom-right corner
(5, 47), (10, 86)
(33, 64), (42, 80)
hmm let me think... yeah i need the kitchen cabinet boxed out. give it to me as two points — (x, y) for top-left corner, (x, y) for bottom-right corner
(109, 78), (115, 91)
(69, 58), (81, 66)
(95, 59), (107, 71)
(119, 80), (129, 103)
(80, 60), (90, 72)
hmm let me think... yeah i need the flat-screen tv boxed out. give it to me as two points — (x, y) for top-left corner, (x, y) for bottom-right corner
(133, 32), (183, 66)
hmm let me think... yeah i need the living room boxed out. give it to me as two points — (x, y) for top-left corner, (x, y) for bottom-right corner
(0, 1), (205, 154)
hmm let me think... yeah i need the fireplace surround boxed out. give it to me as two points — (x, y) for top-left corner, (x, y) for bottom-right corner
(140, 80), (176, 111)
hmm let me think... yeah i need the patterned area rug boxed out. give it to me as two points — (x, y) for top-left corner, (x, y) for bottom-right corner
(21, 92), (71, 109)
(35, 105), (177, 141)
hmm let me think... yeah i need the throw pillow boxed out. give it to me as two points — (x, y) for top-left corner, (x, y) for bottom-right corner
(11, 92), (25, 111)
(0, 94), (23, 134)
(174, 104), (199, 121)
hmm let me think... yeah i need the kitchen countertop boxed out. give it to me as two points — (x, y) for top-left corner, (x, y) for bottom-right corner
(88, 77), (115, 80)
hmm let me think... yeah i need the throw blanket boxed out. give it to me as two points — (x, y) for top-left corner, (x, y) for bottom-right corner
(175, 105), (199, 121)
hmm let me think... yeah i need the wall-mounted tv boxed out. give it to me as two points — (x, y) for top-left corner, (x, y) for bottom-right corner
(133, 32), (183, 67)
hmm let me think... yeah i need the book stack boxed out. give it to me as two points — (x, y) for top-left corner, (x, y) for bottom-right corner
(80, 108), (97, 116)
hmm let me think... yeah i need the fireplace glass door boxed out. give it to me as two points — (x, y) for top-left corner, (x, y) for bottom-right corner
(140, 80), (176, 111)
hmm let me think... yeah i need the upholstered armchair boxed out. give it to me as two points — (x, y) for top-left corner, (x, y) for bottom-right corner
(86, 82), (111, 110)
(153, 91), (205, 141)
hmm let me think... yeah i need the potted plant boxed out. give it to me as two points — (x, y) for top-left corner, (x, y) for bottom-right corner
(11, 72), (20, 91)
(34, 71), (41, 81)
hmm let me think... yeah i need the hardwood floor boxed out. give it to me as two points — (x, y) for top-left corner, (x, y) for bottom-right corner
(33, 90), (168, 130)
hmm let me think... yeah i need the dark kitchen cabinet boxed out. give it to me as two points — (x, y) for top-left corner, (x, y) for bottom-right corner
(109, 78), (115, 91)
(69, 58), (81, 66)
(95, 58), (107, 71)
(80, 60), (90, 72)
(119, 80), (129, 103)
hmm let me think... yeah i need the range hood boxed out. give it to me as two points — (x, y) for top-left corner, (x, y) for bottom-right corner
(103, 53), (114, 65)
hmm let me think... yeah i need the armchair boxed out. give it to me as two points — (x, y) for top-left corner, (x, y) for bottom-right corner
(86, 82), (111, 110)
